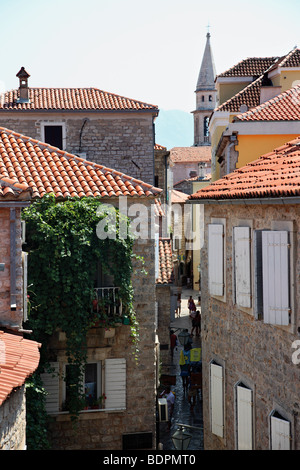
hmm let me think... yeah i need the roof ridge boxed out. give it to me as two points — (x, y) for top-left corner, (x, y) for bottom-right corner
(0, 126), (162, 197)
(234, 83), (300, 121)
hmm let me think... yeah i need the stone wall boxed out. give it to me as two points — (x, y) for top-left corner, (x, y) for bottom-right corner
(0, 113), (155, 185)
(0, 207), (23, 329)
(0, 386), (26, 450)
(46, 197), (158, 450)
(201, 202), (300, 450)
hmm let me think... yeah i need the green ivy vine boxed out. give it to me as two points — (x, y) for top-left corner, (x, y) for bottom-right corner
(23, 194), (139, 432)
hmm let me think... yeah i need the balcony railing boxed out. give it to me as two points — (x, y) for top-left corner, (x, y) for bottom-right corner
(91, 287), (122, 321)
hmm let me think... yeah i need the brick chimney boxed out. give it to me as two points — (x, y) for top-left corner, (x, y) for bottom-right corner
(16, 67), (30, 103)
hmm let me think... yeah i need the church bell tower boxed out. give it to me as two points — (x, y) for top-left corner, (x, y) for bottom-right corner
(193, 32), (217, 146)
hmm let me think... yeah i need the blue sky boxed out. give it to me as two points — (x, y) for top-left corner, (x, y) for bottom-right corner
(0, 0), (299, 114)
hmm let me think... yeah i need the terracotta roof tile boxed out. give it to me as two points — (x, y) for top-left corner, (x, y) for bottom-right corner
(170, 146), (211, 163)
(189, 137), (300, 201)
(171, 189), (189, 203)
(0, 128), (162, 199)
(0, 176), (31, 199)
(156, 239), (173, 284)
(214, 75), (262, 113)
(0, 331), (40, 406)
(234, 84), (300, 121)
(217, 57), (278, 78)
(0, 88), (158, 113)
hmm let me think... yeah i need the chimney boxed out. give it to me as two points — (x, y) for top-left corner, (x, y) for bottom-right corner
(260, 72), (281, 104)
(16, 67), (30, 103)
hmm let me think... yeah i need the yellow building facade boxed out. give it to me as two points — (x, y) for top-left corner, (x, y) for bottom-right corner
(209, 48), (300, 181)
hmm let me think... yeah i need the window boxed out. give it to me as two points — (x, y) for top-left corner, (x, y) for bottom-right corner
(41, 122), (66, 150)
(209, 95), (212, 101)
(270, 411), (291, 450)
(254, 229), (291, 325)
(236, 382), (253, 450)
(41, 358), (126, 414)
(203, 116), (209, 137)
(233, 226), (251, 308)
(208, 223), (224, 296)
(44, 125), (63, 148)
(210, 362), (224, 438)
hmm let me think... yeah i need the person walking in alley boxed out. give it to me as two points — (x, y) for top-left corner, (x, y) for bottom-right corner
(164, 386), (175, 430)
(188, 296), (196, 320)
(191, 310), (201, 337)
(176, 293), (181, 318)
(170, 330), (178, 358)
(179, 343), (191, 389)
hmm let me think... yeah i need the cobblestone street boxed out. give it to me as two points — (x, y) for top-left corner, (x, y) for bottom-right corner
(158, 288), (204, 451)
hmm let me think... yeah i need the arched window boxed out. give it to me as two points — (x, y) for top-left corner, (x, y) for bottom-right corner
(209, 95), (212, 101)
(202, 96), (205, 102)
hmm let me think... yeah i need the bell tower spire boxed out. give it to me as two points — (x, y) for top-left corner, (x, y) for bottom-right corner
(193, 31), (217, 146)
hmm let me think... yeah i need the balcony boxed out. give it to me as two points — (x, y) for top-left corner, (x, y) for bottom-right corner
(91, 287), (123, 327)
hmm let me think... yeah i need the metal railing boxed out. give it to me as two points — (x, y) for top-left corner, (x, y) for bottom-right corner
(92, 287), (122, 319)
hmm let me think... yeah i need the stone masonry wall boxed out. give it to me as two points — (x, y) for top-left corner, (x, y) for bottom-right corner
(46, 197), (158, 450)
(0, 386), (26, 450)
(0, 207), (23, 329)
(0, 113), (155, 185)
(201, 202), (300, 450)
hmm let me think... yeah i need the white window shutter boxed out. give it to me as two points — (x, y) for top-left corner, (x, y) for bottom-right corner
(208, 224), (224, 296)
(105, 358), (126, 410)
(22, 252), (28, 322)
(234, 227), (251, 308)
(237, 385), (253, 450)
(210, 363), (224, 437)
(40, 362), (60, 414)
(262, 231), (290, 325)
(271, 415), (291, 450)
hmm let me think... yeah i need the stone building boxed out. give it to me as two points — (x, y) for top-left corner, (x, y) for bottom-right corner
(0, 67), (159, 186)
(0, 126), (161, 450)
(0, 177), (40, 450)
(190, 137), (300, 450)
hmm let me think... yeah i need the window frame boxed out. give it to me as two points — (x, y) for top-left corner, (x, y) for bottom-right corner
(40, 121), (66, 150)
(254, 221), (294, 327)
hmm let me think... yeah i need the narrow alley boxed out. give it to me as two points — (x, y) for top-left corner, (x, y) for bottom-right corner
(158, 288), (204, 451)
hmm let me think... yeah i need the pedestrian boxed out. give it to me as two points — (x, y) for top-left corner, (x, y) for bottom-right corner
(164, 386), (175, 430)
(191, 310), (201, 337)
(176, 293), (181, 318)
(187, 378), (197, 410)
(179, 345), (191, 389)
(170, 330), (177, 358)
(188, 296), (196, 320)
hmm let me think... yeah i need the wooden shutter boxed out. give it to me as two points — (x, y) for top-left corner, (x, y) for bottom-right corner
(262, 231), (290, 325)
(22, 252), (28, 322)
(208, 224), (224, 296)
(210, 363), (224, 437)
(233, 227), (251, 308)
(40, 362), (60, 414)
(105, 358), (126, 410)
(237, 384), (253, 450)
(271, 414), (291, 450)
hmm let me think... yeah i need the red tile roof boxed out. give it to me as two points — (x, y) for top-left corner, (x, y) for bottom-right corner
(189, 137), (300, 201)
(0, 128), (161, 199)
(0, 88), (159, 113)
(0, 176), (31, 199)
(214, 75), (262, 113)
(234, 84), (300, 121)
(0, 331), (40, 406)
(156, 239), (173, 284)
(217, 57), (278, 78)
(170, 146), (211, 163)
(171, 189), (189, 203)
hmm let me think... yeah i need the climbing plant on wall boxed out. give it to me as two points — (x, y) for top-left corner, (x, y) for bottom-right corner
(23, 194), (138, 431)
